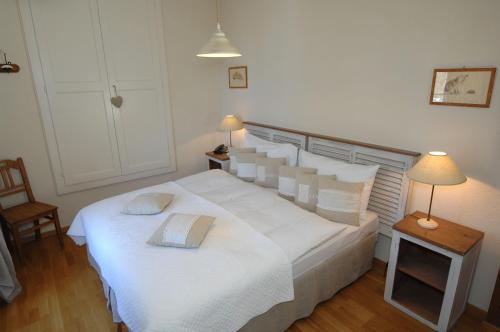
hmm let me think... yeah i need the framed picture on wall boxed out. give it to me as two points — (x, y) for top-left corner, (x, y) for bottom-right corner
(228, 66), (248, 88)
(430, 67), (496, 108)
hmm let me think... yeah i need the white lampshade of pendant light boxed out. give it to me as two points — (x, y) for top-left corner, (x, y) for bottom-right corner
(197, 23), (241, 58)
(197, 0), (241, 58)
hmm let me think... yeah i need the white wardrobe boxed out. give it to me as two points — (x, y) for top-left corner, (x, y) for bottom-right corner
(20, 0), (176, 194)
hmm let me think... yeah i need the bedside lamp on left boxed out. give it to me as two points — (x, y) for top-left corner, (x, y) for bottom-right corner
(216, 115), (243, 153)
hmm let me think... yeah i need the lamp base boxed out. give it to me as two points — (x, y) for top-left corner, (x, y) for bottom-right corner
(417, 218), (439, 230)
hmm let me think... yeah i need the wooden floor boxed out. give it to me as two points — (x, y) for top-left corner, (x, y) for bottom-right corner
(0, 234), (492, 332)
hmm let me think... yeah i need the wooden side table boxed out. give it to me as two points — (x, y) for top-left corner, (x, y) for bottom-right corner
(384, 211), (484, 331)
(205, 152), (230, 171)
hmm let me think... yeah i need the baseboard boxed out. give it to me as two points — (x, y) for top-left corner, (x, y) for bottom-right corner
(373, 257), (489, 322)
(483, 321), (500, 331)
(467, 303), (488, 321)
(372, 257), (387, 275)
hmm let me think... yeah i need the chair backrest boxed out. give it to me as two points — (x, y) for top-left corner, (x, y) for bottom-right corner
(0, 158), (35, 209)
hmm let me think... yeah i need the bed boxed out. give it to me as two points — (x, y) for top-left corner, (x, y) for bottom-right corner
(67, 122), (420, 332)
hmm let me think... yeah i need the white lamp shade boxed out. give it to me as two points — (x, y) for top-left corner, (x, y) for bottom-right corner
(407, 151), (466, 186)
(218, 115), (243, 132)
(197, 23), (241, 58)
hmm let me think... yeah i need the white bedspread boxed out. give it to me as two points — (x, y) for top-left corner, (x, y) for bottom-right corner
(176, 170), (347, 262)
(67, 182), (294, 332)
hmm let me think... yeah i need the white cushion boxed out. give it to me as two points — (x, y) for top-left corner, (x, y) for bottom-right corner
(327, 163), (379, 217)
(243, 133), (298, 166)
(255, 157), (287, 188)
(235, 152), (267, 181)
(229, 147), (256, 175)
(277, 165), (317, 200)
(122, 192), (174, 215)
(294, 173), (337, 212)
(298, 150), (379, 217)
(316, 178), (364, 226)
(147, 213), (215, 248)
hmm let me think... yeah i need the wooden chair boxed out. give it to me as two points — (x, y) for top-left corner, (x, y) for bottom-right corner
(0, 158), (64, 263)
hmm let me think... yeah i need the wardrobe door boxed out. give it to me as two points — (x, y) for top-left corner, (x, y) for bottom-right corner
(98, 0), (175, 175)
(28, 0), (122, 186)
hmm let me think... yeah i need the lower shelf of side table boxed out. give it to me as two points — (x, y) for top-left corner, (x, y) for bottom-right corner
(392, 272), (444, 324)
(396, 238), (451, 292)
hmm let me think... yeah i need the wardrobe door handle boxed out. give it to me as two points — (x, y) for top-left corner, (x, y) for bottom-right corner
(110, 85), (123, 108)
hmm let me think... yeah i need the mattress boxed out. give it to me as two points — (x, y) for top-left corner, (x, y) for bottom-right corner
(292, 210), (378, 277)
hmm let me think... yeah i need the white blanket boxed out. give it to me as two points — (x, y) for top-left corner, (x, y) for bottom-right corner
(67, 182), (294, 332)
(177, 170), (348, 262)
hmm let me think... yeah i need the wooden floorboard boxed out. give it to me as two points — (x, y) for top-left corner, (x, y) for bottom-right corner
(0, 234), (490, 331)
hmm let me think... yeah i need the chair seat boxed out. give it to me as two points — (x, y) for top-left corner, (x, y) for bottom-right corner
(0, 201), (57, 225)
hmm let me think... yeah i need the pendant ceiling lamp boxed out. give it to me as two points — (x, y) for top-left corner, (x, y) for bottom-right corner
(197, 0), (241, 58)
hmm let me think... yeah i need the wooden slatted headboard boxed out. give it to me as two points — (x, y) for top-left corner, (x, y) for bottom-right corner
(243, 121), (421, 237)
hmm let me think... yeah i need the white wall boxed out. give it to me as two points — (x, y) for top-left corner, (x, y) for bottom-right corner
(220, 0), (500, 311)
(0, 0), (222, 226)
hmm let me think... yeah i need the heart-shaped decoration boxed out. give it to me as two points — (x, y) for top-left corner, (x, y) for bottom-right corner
(110, 96), (123, 108)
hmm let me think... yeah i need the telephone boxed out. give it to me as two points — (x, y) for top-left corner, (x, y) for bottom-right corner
(213, 144), (228, 154)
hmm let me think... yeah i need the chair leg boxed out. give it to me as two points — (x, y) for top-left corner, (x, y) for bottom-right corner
(11, 225), (24, 264)
(53, 210), (64, 249)
(34, 219), (41, 240)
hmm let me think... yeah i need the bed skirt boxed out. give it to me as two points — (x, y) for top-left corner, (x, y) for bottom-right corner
(241, 232), (376, 331)
(88, 232), (377, 332)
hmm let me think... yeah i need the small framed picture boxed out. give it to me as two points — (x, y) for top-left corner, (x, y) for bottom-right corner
(228, 66), (248, 89)
(430, 67), (496, 108)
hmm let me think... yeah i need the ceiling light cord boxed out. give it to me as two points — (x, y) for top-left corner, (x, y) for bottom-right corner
(216, 0), (220, 28)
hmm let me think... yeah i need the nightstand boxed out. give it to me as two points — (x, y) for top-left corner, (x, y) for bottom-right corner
(384, 211), (484, 331)
(205, 152), (230, 171)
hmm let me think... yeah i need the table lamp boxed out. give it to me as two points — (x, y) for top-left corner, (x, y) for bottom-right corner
(406, 151), (466, 229)
(218, 115), (243, 148)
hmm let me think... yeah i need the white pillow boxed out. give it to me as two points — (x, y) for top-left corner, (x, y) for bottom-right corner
(243, 132), (298, 166)
(298, 150), (346, 174)
(298, 150), (379, 217)
(122, 193), (174, 215)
